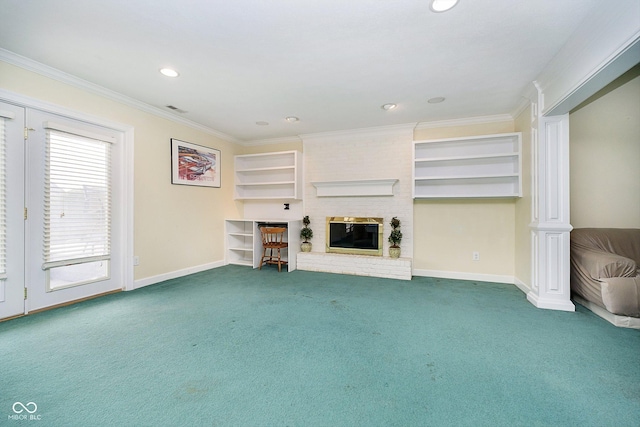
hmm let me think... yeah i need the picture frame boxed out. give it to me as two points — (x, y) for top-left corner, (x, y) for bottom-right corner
(171, 139), (221, 188)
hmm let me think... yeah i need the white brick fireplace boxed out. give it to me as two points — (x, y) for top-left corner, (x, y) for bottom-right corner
(297, 124), (415, 280)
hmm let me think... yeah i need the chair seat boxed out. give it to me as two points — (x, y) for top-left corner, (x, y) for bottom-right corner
(264, 242), (288, 248)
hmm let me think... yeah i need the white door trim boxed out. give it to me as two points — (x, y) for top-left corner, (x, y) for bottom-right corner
(0, 101), (26, 319)
(0, 89), (134, 293)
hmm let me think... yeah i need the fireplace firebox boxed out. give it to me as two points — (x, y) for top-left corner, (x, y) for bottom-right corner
(326, 217), (383, 256)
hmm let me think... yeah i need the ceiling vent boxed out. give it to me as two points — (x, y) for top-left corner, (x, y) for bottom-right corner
(165, 105), (188, 114)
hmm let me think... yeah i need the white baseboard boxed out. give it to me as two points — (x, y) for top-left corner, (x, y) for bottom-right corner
(133, 260), (225, 290)
(526, 291), (576, 312)
(412, 269), (515, 285)
(513, 277), (531, 294)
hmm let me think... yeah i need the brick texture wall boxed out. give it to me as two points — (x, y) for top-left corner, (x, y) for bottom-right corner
(299, 124), (414, 278)
(297, 252), (411, 280)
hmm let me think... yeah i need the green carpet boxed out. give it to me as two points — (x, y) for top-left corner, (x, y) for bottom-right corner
(1, 265), (639, 426)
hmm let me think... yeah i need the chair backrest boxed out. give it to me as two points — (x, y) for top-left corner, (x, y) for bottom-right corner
(260, 227), (287, 246)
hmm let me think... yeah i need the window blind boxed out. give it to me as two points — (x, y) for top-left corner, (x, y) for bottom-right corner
(43, 129), (111, 270)
(0, 117), (6, 280)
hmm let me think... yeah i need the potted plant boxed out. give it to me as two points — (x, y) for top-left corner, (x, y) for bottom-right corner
(300, 215), (313, 252)
(388, 216), (402, 258)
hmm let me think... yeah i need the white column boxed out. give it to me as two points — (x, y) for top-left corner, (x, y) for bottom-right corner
(527, 87), (575, 311)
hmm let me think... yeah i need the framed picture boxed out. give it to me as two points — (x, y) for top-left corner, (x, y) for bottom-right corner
(171, 139), (221, 188)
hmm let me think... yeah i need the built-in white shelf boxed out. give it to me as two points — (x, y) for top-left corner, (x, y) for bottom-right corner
(224, 219), (302, 271)
(311, 179), (398, 197)
(234, 151), (302, 200)
(413, 132), (522, 198)
(225, 220), (255, 266)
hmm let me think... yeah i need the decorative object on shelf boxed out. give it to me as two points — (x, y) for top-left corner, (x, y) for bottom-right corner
(300, 215), (313, 252)
(171, 138), (221, 188)
(388, 216), (402, 258)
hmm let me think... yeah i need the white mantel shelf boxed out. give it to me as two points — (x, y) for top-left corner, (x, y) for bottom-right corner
(311, 179), (398, 197)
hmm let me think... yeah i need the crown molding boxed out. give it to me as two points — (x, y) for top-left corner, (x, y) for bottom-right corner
(415, 114), (514, 131)
(533, 1), (640, 116)
(0, 48), (240, 144)
(510, 81), (539, 120)
(0, 88), (134, 133)
(511, 82), (538, 120)
(510, 97), (531, 121)
(240, 135), (303, 147)
(301, 122), (417, 143)
(543, 33), (640, 116)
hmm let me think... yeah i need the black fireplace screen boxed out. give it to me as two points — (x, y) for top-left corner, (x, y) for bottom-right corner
(329, 223), (379, 250)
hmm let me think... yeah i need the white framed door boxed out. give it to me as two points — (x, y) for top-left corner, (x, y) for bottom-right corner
(25, 109), (125, 312)
(0, 101), (26, 319)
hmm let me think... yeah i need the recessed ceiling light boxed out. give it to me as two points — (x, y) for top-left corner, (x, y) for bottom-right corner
(285, 116), (299, 123)
(381, 103), (397, 111)
(159, 68), (179, 78)
(429, 0), (459, 13)
(256, 121), (269, 126)
(428, 97), (446, 104)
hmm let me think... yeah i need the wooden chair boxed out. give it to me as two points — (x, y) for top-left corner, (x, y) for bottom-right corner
(259, 227), (288, 272)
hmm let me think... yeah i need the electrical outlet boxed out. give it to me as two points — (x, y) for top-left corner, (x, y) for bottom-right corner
(472, 252), (480, 261)
(133, 256), (140, 266)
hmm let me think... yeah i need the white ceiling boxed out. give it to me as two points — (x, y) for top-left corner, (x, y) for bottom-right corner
(0, 0), (603, 143)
